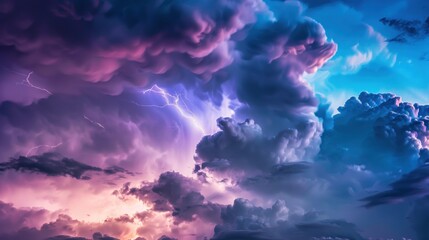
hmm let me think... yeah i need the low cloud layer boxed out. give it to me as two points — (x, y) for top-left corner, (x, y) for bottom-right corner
(362, 162), (429, 207)
(212, 198), (365, 240)
(0, 201), (133, 240)
(0, 153), (131, 180)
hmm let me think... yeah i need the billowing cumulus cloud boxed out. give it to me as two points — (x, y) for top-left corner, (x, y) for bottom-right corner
(117, 171), (222, 224)
(0, 0), (336, 109)
(0, 201), (53, 236)
(234, 10), (336, 122)
(0, 201), (132, 240)
(312, 91), (429, 239)
(212, 198), (365, 240)
(195, 117), (320, 179)
(320, 92), (429, 173)
(225, 2), (336, 134)
(0, 0), (267, 96)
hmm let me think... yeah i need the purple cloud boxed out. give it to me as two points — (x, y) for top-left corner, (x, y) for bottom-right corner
(117, 171), (222, 224)
(362, 161), (429, 207)
(195, 117), (320, 177)
(0, 201), (136, 240)
(0, 0), (267, 98)
(0, 152), (132, 180)
(233, 9), (337, 132)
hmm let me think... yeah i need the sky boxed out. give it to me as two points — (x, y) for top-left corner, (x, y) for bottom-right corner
(1, 0), (429, 239)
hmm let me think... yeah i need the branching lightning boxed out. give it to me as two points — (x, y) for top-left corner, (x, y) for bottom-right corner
(21, 71), (52, 95)
(136, 85), (206, 134)
(84, 115), (105, 129)
(25, 142), (63, 157)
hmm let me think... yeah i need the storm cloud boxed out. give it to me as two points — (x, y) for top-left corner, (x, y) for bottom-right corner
(4, 0), (424, 239)
(0, 0), (266, 95)
(195, 117), (320, 179)
(0, 153), (131, 180)
(212, 198), (366, 240)
(234, 12), (337, 120)
(117, 171), (223, 224)
(0, 91), (197, 177)
(319, 92), (429, 173)
(362, 162), (429, 207)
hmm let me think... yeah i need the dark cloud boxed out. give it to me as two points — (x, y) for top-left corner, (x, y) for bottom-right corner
(380, 17), (429, 42)
(362, 161), (429, 207)
(0, 0), (265, 95)
(314, 92), (429, 238)
(0, 0), (398, 239)
(0, 153), (131, 180)
(117, 171), (222, 224)
(171, 7), (340, 189)
(221, 220), (366, 240)
(0, 0), (336, 187)
(91, 232), (119, 240)
(0, 0), (337, 115)
(195, 117), (320, 177)
(385, 33), (407, 43)
(319, 92), (429, 173)
(46, 234), (118, 240)
(8, 231), (119, 240)
(212, 198), (366, 240)
(233, 8), (336, 131)
(271, 162), (312, 175)
(215, 198), (289, 232)
(103, 166), (133, 176)
(157, 236), (177, 240)
(45, 236), (87, 240)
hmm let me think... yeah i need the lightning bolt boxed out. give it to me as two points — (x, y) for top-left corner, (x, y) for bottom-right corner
(25, 142), (63, 157)
(136, 85), (206, 134)
(21, 71), (52, 95)
(83, 115), (105, 129)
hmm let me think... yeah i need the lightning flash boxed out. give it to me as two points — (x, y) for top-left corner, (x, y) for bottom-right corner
(137, 85), (206, 134)
(25, 142), (63, 157)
